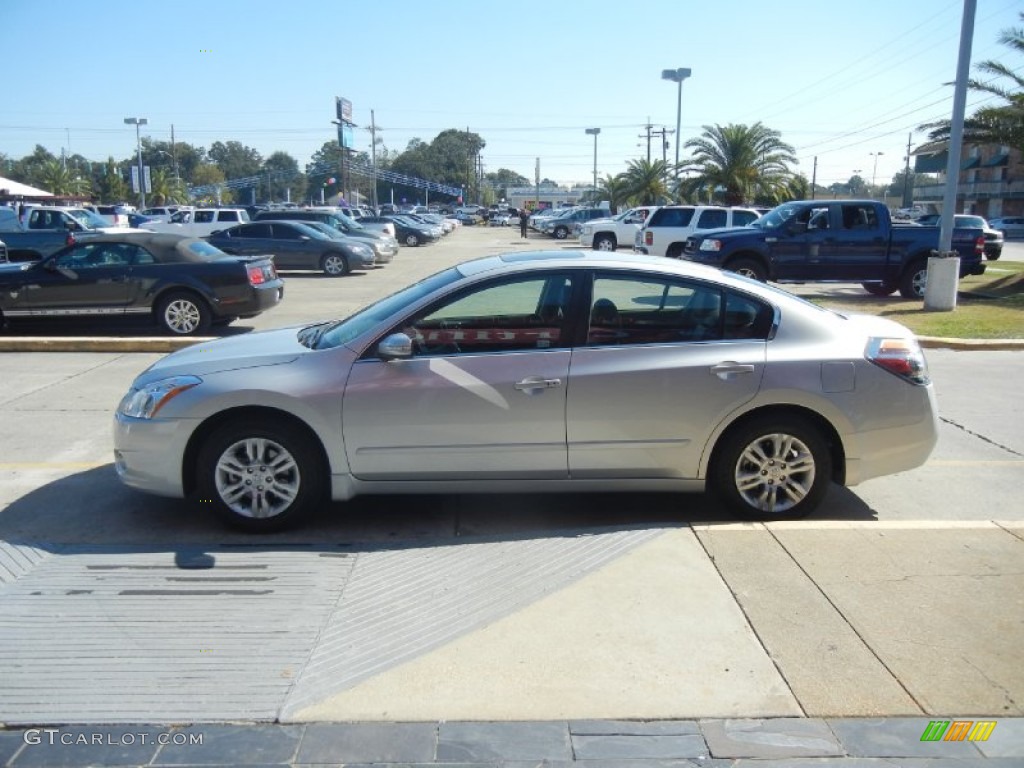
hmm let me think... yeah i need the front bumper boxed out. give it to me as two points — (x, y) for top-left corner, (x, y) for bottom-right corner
(113, 413), (199, 498)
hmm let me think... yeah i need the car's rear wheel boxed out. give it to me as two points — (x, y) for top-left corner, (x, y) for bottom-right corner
(156, 291), (211, 335)
(727, 257), (767, 282)
(861, 281), (896, 296)
(321, 252), (349, 276)
(594, 234), (616, 251)
(196, 419), (323, 533)
(987, 249), (1001, 261)
(899, 260), (928, 298)
(404, 233), (421, 247)
(712, 415), (831, 520)
(554, 226), (569, 239)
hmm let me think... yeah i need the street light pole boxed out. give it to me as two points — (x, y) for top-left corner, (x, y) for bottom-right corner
(585, 128), (600, 197)
(870, 151), (884, 195)
(661, 67), (691, 179)
(123, 117), (148, 208)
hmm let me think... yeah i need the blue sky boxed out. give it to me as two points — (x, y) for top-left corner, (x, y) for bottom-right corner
(0, 0), (1018, 191)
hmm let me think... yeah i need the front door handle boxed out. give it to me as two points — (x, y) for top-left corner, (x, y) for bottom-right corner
(514, 377), (563, 393)
(711, 363), (755, 380)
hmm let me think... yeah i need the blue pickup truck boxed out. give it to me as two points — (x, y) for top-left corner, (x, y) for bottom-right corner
(682, 200), (986, 298)
(0, 206), (120, 262)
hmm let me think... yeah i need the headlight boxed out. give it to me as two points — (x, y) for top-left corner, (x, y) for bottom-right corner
(118, 375), (201, 419)
(699, 239), (722, 252)
(349, 243), (373, 257)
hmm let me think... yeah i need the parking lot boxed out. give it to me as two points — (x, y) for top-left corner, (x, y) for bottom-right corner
(0, 226), (1021, 751)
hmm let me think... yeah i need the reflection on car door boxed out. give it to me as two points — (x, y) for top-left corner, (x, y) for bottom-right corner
(567, 273), (767, 479)
(342, 274), (575, 480)
(16, 243), (134, 315)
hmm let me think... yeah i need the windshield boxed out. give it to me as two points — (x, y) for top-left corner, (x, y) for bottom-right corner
(304, 221), (344, 239)
(313, 267), (462, 350)
(67, 209), (110, 228)
(289, 221), (331, 240)
(752, 203), (802, 230)
(337, 211), (365, 230)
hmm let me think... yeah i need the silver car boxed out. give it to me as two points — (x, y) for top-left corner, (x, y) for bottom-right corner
(113, 252), (938, 532)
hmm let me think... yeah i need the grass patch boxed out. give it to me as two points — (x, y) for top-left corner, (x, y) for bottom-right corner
(816, 261), (1024, 338)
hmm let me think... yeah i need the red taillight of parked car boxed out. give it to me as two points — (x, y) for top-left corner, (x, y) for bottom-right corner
(975, 235), (985, 255)
(65, 233), (76, 246)
(865, 337), (930, 385)
(247, 266), (266, 285)
(644, 230), (653, 246)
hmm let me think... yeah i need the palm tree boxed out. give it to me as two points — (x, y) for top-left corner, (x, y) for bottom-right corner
(680, 123), (797, 206)
(595, 173), (632, 213)
(33, 159), (91, 197)
(920, 13), (1024, 151)
(622, 159), (670, 205)
(149, 168), (189, 205)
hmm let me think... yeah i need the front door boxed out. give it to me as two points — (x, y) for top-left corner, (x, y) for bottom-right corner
(13, 242), (133, 315)
(343, 273), (576, 480)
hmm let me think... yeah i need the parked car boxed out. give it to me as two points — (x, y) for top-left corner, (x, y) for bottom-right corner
(539, 207), (611, 239)
(143, 208), (252, 238)
(0, 206), (132, 261)
(634, 206), (761, 258)
(112, 250), (938, 532)
(988, 215), (1024, 239)
(579, 207), (655, 251)
(206, 220), (375, 275)
(253, 209), (398, 263)
(85, 204), (132, 228)
(379, 215), (440, 246)
(140, 206), (189, 223)
(0, 232), (283, 335)
(907, 214), (1002, 259)
(452, 211), (481, 225)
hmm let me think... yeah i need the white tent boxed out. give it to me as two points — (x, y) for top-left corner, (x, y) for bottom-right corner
(0, 176), (53, 197)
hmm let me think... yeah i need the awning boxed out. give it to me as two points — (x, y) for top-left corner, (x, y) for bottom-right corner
(0, 175), (53, 197)
(983, 153), (1009, 167)
(961, 156), (981, 170)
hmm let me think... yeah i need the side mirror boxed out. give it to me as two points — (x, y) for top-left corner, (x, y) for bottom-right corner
(377, 332), (413, 361)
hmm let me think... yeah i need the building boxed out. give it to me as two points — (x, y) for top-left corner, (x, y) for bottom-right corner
(912, 141), (1022, 218)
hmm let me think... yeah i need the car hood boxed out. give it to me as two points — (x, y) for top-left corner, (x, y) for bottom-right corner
(696, 226), (760, 240)
(134, 326), (318, 383)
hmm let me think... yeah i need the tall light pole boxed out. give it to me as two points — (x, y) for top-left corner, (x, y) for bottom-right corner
(123, 117), (148, 208)
(661, 67), (691, 179)
(585, 128), (600, 196)
(870, 151), (885, 194)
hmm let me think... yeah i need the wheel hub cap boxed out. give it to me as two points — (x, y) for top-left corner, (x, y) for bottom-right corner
(214, 438), (300, 519)
(734, 432), (815, 514)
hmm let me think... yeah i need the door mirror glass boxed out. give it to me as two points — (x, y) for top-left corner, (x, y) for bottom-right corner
(378, 333), (413, 360)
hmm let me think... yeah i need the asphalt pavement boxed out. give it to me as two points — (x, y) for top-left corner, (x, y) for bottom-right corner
(0, 227), (1021, 766)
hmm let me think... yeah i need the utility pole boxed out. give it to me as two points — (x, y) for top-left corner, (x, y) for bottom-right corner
(639, 118), (654, 163)
(902, 132), (913, 208)
(811, 156), (818, 200)
(651, 127), (674, 166)
(370, 110), (378, 210)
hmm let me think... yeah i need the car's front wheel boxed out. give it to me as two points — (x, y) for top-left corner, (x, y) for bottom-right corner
(321, 252), (349, 276)
(404, 233), (421, 247)
(554, 226), (569, 240)
(195, 419), (323, 532)
(726, 257), (767, 282)
(712, 415), (831, 520)
(156, 291), (211, 335)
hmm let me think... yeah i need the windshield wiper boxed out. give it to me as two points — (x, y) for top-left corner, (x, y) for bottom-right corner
(296, 320), (335, 349)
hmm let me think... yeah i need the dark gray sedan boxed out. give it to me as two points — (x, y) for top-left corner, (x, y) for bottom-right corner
(207, 220), (375, 275)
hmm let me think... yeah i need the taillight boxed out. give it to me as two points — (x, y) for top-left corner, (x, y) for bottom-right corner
(975, 235), (984, 255)
(247, 266), (265, 285)
(865, 337), (930, 385)
(65, 233), (76, 246)
(645, 230), (653, 246)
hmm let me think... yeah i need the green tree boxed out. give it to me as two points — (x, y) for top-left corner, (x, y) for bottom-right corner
(622, 159), (670, 205)
(149, 168), (189, 205)
(681, 122), (797, 206)
(920, 12), (1024, 152)
(781, 173), (811, 203)
(262, 151), (304, 203)
(33, 158), (91, 197)
(10, 145), (57, 185)
(191, 163), (230, 204)
(96, 157), (129, 203)
(208, 141), (262, 181)
(595, 174), (633, 213)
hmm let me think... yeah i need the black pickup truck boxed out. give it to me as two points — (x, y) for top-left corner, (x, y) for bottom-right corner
(682, 200), (986, 298)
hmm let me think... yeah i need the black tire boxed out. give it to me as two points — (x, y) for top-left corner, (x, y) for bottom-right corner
(195, 418), (323, 533)
(404, 233), (421, 247)
(712, 415), (831, 520)
(987, 249), (1001, 261)
(593, 234), (616, 251)
(665, 243), (684, 259)
(862, 281), (896, 297)
(321, 251), (349, 276)
(727, 257), (767, 282)
(156, 291), (211, 335)
(554, 226), (569, 240)
(899, 260), (928, 299)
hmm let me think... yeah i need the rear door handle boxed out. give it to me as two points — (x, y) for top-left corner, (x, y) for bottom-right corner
(711, 363), (755, 380)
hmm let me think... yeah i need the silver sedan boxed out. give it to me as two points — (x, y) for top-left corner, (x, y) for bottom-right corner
(113, 252), (938, 532)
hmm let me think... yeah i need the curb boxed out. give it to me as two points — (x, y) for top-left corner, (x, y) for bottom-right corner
(1, 336), (1023, 353)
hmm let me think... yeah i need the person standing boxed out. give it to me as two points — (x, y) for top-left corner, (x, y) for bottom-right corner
(519, 208), (529, 238)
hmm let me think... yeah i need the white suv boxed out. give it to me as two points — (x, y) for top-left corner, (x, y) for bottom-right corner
(634, 205), (760, 258)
